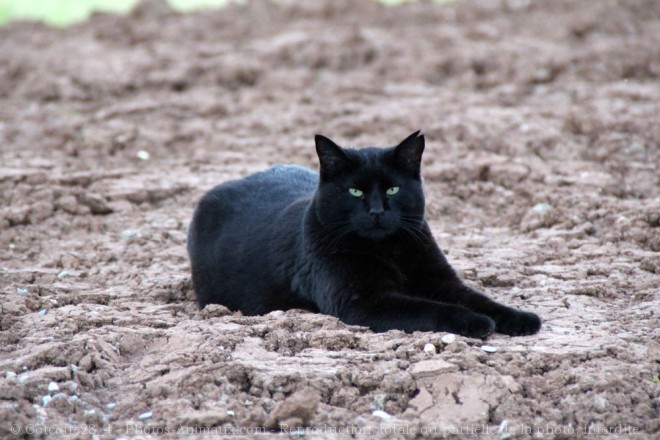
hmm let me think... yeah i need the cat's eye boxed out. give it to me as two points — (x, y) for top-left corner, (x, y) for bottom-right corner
(348, 188), (364, 198)
(386, 187), (400, 196)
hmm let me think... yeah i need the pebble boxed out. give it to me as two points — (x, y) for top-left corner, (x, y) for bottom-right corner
(5, 371), (16, 380)
(226, 410), (235, 416)
(138, 411), (153, 420)
(107, 403), (117, 410)
(136, 150), (151, 160)
(84, 409), (96, 416)
(531, 203), (553, 213)
(423, 343), (437, 355)
(42, 395), (52, 406)
(48, 381), (60, 392)
(57, 271), (70, 279)
(481, 345), (498, 353)
(18, 374), (28, 383)
(16, 288), (28, 296)
(372, 410), (391, 420)
(441, 334), (456, 344)
(37, 309), (47, 316)
(120, 229), (140, 239)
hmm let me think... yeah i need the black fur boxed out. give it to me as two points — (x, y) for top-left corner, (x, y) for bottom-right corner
(187, 132), (541, 338)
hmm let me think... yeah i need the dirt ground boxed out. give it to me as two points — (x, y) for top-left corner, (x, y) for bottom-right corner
(0, 0), (658, 438)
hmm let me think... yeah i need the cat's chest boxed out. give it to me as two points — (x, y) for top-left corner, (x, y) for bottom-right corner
(325, 247), (411, 285)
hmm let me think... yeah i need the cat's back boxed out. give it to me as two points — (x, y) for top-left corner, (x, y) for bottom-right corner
(189, 165), (317, 242)
(203, 164), (315, 210)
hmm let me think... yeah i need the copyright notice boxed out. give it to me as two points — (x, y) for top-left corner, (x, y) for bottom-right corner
(10, 423), (101, 436)
(8, 421), (641, 437)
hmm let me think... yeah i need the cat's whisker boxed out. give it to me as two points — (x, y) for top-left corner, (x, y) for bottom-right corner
(398, 217), (428, 248)
(310, 221), (353, 252)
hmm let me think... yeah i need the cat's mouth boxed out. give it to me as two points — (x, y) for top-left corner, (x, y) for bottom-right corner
(359, 225), (394, 240)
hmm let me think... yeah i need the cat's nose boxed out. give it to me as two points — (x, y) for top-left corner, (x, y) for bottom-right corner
(369, 208), (384, 222)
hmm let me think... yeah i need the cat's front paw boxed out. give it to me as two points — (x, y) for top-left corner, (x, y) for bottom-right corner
(496, 310), (541, 336)
(440, 313), (495, 339)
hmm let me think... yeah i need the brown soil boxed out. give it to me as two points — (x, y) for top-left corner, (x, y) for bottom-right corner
(1, 0), (658, 438)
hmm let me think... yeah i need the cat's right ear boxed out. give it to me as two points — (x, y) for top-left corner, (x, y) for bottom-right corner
(315, 134), (351, 180)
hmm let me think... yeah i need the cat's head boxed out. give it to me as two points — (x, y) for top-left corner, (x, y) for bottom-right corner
(312, 131), (426, 242)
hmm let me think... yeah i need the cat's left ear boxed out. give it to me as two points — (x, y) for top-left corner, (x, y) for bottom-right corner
(315, 134), (352, 180)
(392, 130), (425, 176)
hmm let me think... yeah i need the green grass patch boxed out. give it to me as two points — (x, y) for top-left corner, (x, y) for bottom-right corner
(0, 0), (233, 27)
(0, 0), (448, 27)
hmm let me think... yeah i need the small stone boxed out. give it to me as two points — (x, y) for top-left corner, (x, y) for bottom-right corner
(481, 345), (498, 353)
(57, 271), (70, 279)
(16, 288), (28, 296)
(42, 395), (52, 406)
(372, 410), (391, 420)
(37, 309), (47, 316)
(83, 409), (96, 416)
(5, 371), (16, 380)
(48, 381), (60, 392)
(226, 410), (235, 417)
(138, 411), (153, 420)
(136, 150), (151, 160)
(120, 229), (140, 239)
(106, 403), (116, 410)
(531, 203), (553, 213)
(18, 374), (28, 383)
(423, 343), (437, 355)
(441, 334), (456, 344)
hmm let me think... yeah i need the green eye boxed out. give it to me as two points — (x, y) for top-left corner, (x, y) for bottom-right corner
(386, 187), (400, 196)
(349, 188), (363, 198)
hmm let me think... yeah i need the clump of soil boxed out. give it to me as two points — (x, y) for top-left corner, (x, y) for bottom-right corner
(1, 0), (658, 438)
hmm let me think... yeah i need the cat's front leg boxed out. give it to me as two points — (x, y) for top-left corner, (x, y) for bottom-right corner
(407, 275), (541, 336)
(454, 284), (542, 336)
(336, 292), (496, 338)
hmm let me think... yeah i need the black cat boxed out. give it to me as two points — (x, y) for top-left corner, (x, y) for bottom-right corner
(187, 132), (541, 338)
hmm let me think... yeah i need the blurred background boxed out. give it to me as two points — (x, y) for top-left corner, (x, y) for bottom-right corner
(0, 0), (413, 26)
(0, 0), (232, 26)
